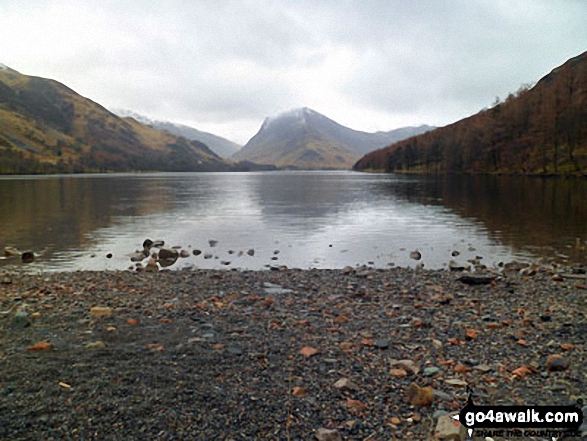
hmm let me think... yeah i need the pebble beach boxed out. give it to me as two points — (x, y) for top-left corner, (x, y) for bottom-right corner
(1, 264), (586, 440)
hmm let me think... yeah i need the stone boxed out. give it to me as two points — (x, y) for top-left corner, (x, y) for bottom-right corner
(449, 260), (468, 271)
(145, 258), (159, 272)
(193, 249), (202, 256)
(152, 240), (164, 248)
(445, 379), (468, 388)
(4, 246), (21, 257)
(434, 413), (465, 440)
(204, 253), (213, 259)
(90, 306), (113, 318)
(143, 239), (153, 249)
(546, 354), (570, 372)
(391, 359), (420, 375)
(433, 390), (453, 402)
(130, 252), (146, 262)
(315, 428), (342, 441)
(451, 251), (460, 257)
(209, 240), (218, 247)
(342, 266), (354, 274)
(374, 339), (389, 349)
(21, 251), (34, 263)
(457, 274), (496, 285)
(179, 250), (190, 258)
(11, 311), (31, 330)
(159, 248), (178, 260)
(423, 367), (440, 376)
(410, 250), (422, 260)
(85, 341), (106, 349)
(333, 378), (358, 391)
(106, 253), (113, 258)
(247, 249), (255, 256)
(405, 383), (434, 406)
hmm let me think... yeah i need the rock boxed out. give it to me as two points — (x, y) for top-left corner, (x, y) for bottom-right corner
(374, 339), (389, 349)
(144, 258), (159, 272)
(445, 379), (468, 388)
(433, 410), (448, 419)
(179, 250), (190, 258)
(129, 252), (146, 262)
(11, 311), (31, 330)
(342, 266), (354, 274)
(85, 341), (106, 349)
(21, 251), (34, 264)
(209, 240), (218, 247)
(315, 428), (342, 441)
(292, 386), (306, 397)
(333, 378), (358, 391)
(457, 274), (496, 285)
(90, 306), (113, 318)
(434, 413), (465, 440)
(152, 240), (164, 248)
(546, 354), (570, 372)
(193, 249), (202, 256)
(451, 251), (460, 257)
(158, 248), (179, 267)
(448, 260), (468, 271)
(390, 359), (420, 375)
(4, 246), (21, 257)
(143, 239), (154, 249)
(106, 253), (113, 259)
(204, 253), (213, 259)
(423, 367), (440, 376)
(405, 383), (434, 406)
(410, 250), (422, 260)
(247, 249), (255, 256)
(433, 390), (453, 402)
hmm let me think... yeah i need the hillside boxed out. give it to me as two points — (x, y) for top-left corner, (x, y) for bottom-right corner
(354, 52), (587, 175)
(233, 107), (433, 169)
(112, 109), (241, 158)
(0, 65), (227, 174)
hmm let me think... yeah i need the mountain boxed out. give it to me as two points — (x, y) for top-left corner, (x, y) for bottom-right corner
(233, 107), (433, 169)
(0, 65), (228, 174)
(112, 109), (241, 158)
(354, 52), (587, 175)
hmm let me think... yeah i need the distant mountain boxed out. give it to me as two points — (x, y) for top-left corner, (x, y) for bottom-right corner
(112, 109), (241, 158)
(354, 52), (587, 175)
(0, 65), (228, 174)
(233, 107), (434, 169)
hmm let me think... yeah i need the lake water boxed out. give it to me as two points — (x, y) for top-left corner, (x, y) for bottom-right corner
(1, 171), (586, 272)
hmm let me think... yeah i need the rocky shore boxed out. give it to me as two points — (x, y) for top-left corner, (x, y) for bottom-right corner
(0, 265), (586, 440)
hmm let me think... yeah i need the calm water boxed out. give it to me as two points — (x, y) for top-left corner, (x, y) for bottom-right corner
(1, 171), (586, 271)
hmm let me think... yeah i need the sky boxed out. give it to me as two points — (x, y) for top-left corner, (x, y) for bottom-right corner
(1, 0), (586, 145)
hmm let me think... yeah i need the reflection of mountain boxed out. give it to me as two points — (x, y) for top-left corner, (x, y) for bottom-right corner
(0, 176), (179, 258)
(375, 175), (587, 256)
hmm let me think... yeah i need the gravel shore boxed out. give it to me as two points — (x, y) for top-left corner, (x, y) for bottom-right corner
(1, 266), (585, 440)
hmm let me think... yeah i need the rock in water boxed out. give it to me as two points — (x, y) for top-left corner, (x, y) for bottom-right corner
(179, 250), (190, 258)
(247, 249), (255, 256)
(142, 239), (153, 250)
(21, 251), (34, 263)
(158, 248), (178, 267)
(410, 250), (422, 260)
(193, 249), (202, 256)
(4, 246), (21, 257)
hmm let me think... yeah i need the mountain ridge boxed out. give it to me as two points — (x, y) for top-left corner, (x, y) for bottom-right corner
(0, 65), (229, 173)
(233, 107), (434, 169)
(354, 51), (587, 175)
(111, 109), (241, 158)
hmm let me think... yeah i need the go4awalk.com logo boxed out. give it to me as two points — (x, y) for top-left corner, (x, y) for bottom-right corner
(452, 387), (584, 440)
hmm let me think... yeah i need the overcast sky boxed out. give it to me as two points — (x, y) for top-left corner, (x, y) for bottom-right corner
(1, 0), (586, 144)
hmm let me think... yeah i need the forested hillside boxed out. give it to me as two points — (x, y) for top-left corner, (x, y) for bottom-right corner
(354, 52), (587, 175)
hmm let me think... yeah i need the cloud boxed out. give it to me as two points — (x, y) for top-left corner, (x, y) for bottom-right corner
(1, 0), (586, 143)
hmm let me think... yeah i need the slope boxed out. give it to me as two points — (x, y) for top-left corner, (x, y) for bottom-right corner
(354, 52), (587, 175)
(0, 65), (227, 174)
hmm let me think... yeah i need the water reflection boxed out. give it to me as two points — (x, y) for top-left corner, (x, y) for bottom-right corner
(0, 172), (585, 271)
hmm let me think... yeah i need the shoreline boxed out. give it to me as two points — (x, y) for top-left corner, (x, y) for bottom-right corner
(1, 266), (586, 440)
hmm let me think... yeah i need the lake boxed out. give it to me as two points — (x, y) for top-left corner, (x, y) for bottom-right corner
(1, 171), (586, 271)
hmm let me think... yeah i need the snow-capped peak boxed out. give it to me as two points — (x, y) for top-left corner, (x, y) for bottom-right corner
(262, 107), (316, 129)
